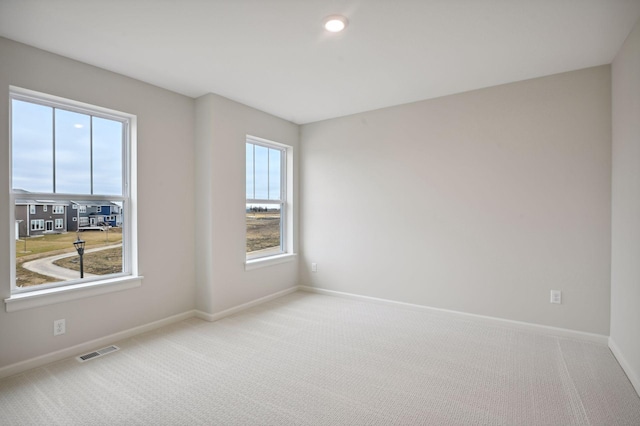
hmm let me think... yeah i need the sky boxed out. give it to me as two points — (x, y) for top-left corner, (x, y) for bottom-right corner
(12, 99), (123, 196)
(246, 142), (281, 201)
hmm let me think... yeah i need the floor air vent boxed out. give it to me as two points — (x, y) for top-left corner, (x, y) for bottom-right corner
(76, 345), (120, 363)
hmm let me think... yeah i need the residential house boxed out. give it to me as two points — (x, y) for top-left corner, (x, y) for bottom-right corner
(14, 199), (67, 237)
(67, 201), (123, 231)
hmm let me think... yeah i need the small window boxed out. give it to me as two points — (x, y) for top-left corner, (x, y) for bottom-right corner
(53, 205), (64, 214)
(54, 218), (64, 229)
(29, 205), (35, 214)
(43, 205), (47, 212)
(30, 219), (44, 231)
(96, 206), (101, 212)
(79, 205), (87, 213)
(246, 137), (290, 261)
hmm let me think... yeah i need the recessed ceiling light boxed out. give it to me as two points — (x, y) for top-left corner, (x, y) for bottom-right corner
(323, 15), (348, 33)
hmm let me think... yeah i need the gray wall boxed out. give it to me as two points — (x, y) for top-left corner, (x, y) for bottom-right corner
(194, 93), (299, 315)
(0, 38), (196, 368)
(611, 18), (640, 394)
(300, 66), (612, 335)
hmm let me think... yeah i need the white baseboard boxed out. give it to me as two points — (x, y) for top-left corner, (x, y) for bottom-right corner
(195, 286), (298, 322)
(299, 286), (609, 345)
(0, 310), (196, 380)
(1, 285), (613, 381)
(609, 337), (640, 397)
(0, 286), (300, 380)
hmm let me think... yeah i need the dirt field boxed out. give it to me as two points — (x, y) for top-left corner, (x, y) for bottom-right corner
(54, 247), (122, 275)
(246, 211), (281, 252)
(15, 265), (53, 288)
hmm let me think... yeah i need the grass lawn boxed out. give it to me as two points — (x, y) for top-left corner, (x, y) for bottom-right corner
(15, 229), (122, 287)
(16, 229), (122, 259)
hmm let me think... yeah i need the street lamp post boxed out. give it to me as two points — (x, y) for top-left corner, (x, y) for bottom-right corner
(73, 237), (86, 278)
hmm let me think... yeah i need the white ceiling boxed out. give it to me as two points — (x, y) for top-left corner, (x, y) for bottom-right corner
(1, 1), (639, 124)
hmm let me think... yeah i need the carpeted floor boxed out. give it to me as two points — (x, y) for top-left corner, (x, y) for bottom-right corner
(1, 291), (639, 425)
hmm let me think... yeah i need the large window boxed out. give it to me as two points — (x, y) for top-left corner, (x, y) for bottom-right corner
(246, 137), (289, 261)
(10, 87), (136, 295)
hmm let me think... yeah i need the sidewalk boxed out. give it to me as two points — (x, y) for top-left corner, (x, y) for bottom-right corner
(21, 244), (122, 281)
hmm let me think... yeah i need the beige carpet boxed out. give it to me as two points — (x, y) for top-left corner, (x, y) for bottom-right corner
(1, 291), (639, 425)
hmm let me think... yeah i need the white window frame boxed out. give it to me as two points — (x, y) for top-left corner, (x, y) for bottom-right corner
(54, 218), (64, 229)
(6, 86), (141, 312)
(29, 205), (35, 214)
(43, 205), (47, 212)
(30, 219), (44, 231)
(245, 135), (296, 269)
(53, 205), (64, 214)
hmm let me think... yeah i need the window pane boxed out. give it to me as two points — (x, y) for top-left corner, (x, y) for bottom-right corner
(93, 117), (123, 195)
(254, 145), (269, 199)
(55, 109), (91, 194)
(268, 148), (281, 200)
(15, 199), (124, 288)
(246, 143), (254, 199)
(246, 203), (281, 256)
(11, 100), (54, 192)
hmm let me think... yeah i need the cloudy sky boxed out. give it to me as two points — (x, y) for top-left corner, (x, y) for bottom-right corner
(12, 99), (123, 196)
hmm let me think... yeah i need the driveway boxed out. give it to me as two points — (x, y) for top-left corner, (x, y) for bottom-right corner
(22, 244), (122, 281)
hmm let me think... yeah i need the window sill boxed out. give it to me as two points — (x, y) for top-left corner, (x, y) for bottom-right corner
(245, 253), (297, 271)
(4, 275), (143, 313)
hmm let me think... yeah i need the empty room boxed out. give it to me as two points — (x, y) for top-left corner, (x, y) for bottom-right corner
(1, 1), (639, 424)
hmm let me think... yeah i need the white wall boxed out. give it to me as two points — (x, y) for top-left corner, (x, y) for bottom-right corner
(611, 18), (640, 394)
(0, 32), (623, 377)
(195, 93), (299, 315)
(300, 66), (612, 335)
(0, 38), (196, 369)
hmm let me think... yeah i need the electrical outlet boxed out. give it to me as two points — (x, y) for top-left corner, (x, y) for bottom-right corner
(54, 319), (66, 336)
(550, 290), (562, 304)
(311, 262), (317, 272)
